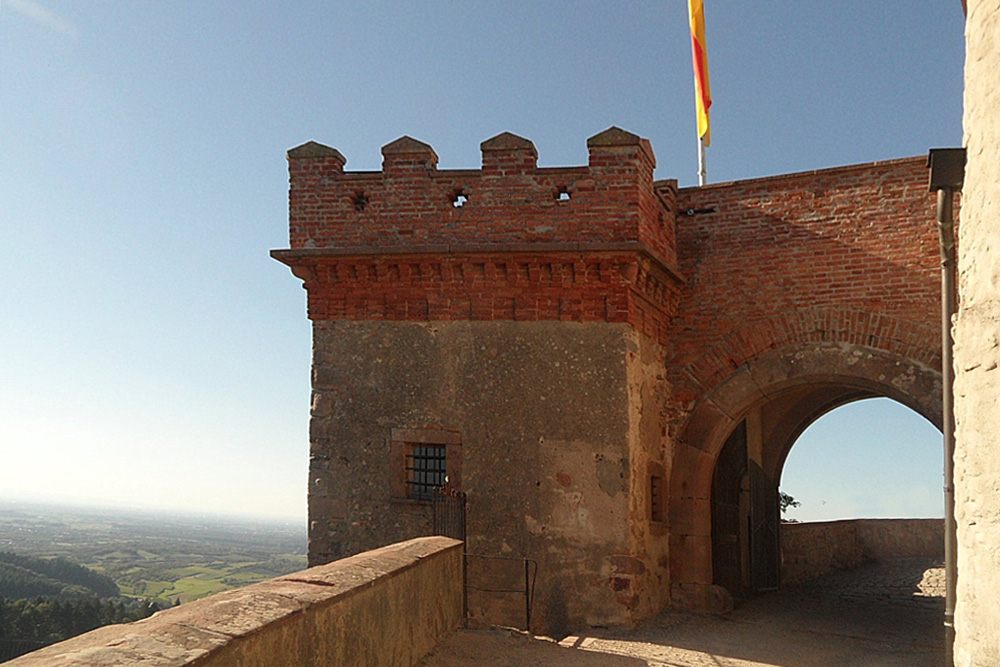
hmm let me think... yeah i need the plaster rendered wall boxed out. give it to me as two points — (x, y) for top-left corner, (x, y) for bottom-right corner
(624, 330), (672, 618)
(7, 537), (463, 667)
(308, 319), (649, 635)
(955, 1), (1000, 664)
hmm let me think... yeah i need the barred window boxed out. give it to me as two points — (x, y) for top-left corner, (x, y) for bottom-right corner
(391, 428), (462, 502)
(406, 444), (447, 500)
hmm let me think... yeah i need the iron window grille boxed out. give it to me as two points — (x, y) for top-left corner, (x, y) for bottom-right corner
(406, 444), (447, 500)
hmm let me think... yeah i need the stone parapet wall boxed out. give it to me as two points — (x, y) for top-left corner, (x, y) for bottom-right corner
(6, 537), (463, 667)
(781, 519), (943, 586)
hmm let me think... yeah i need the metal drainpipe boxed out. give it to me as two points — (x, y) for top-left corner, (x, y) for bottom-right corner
(928, 147), (965, 667)
(938, 186), (958, 664)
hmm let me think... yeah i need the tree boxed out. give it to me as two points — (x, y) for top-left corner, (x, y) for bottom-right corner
(779, 491), (801, 515)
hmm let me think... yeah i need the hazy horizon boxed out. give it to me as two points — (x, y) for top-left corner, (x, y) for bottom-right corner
(0, 494), (306, 527)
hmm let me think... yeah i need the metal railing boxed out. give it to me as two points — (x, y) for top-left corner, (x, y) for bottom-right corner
(430, 487), (538, 632)
(432, 488), (466, 542)
(464, 553), (538, 632)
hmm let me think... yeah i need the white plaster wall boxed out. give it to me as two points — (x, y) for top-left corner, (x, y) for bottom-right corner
(954, 1), (1000, 664)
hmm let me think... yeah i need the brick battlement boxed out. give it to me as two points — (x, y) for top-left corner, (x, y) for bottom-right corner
(284, 127), (679, 271)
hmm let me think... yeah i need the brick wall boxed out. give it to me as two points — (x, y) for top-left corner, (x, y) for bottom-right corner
(286, 128), (678, 269)
(281, 250), (676, 346)
(664, 158), (943, 611)
(670, 157), (941, 404)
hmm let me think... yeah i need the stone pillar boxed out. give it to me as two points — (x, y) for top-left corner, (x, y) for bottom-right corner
(954, 1), (1000, 664)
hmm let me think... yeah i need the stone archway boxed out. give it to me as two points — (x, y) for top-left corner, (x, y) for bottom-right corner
(668, 341), (942, 610)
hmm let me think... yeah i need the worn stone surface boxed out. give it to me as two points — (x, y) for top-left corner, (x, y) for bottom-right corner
(308, 319), (643, 634)
(1, 620), (229, 666)
(955, 1), (1000, 665)
(622, 330), (672, 619)
(7, 537), (463, 667)
(419, 627), (644, 666)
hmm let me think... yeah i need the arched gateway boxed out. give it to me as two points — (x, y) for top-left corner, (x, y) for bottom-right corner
(273, 129), (942, 633)
(670, 338), (941, 609)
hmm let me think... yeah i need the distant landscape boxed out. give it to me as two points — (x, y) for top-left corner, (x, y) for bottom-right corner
(0, 498), (307, 660)
(0, 499), (307, 605)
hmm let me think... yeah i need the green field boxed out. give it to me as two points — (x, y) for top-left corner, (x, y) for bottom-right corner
(0, 500), (307, 606)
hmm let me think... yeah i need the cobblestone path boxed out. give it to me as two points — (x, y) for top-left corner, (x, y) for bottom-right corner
(421, 557), (946, 667)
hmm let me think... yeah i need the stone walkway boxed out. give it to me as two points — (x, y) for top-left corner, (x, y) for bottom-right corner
(420, 557), (946, 666)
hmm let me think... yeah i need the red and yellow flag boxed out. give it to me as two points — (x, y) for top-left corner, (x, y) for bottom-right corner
(688, 0), (712, 146)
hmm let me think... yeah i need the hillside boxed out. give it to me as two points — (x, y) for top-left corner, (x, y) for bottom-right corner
(0, 551), (120, 600)
(0, 501), (306, 661)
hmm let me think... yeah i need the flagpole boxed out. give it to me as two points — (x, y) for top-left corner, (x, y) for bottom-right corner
(689, 0), (711, 186)
(698, 136), (707, 186)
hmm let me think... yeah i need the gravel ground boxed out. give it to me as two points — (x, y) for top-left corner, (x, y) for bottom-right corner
(421, 557), (946, 667)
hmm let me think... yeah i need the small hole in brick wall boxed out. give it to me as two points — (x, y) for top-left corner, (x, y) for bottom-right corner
(451, 189), (468, 208)
(352, 191), (370, 211)
(555, 186), (571, 201)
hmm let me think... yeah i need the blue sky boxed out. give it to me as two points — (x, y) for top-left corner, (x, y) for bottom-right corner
(0, 2), (963, 521)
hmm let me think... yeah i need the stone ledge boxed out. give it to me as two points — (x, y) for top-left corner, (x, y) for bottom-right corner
(7, 536), (463, 667)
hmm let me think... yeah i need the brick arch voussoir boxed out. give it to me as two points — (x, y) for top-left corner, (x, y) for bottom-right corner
(679, 307), (940, 400)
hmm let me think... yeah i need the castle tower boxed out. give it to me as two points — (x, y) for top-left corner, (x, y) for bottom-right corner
(273, 128), (682, 633)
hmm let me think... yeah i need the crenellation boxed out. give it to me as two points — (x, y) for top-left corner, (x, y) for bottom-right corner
(380, 135), (439, 173)
(284, 128), (678, 270)
(480, 131), (538, 175)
